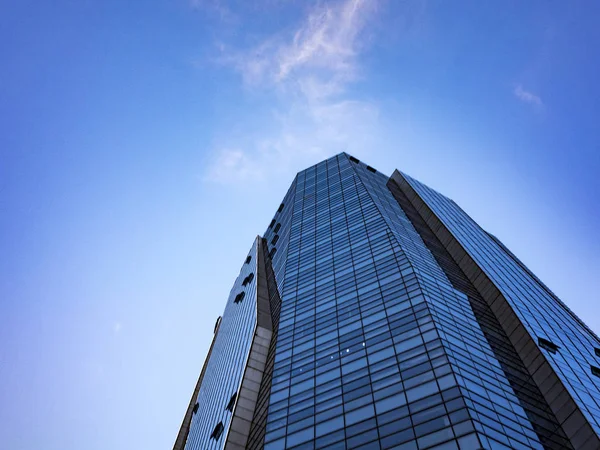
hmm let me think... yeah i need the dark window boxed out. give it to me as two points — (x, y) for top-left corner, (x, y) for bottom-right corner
(269, 248), (277, 259)
(234, 291), (246, 304)
(269, 219), (276, 228)
(592, 366), (600, 378)
(193, 402), (199, 414)
(595, 348), (600, 358)
(349, 156), (360, 164)
(274, 223), (281, 233)
(277, 203), (284, 213)
(242, 273), (254, 286)
(366, 165), (376, 173)
(210, 422), (224, 440)
(226, 393), (237, 412)
(271, 235), (280, 245)
(538, 337), (559, 354)
(245, 255), (252, 264)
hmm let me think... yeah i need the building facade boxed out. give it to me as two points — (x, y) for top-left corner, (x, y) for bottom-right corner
(174, 153), (600, 450)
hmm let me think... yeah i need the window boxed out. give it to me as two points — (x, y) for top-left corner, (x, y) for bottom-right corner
(274, 223), (281, 233)
(245, 255), (252, 264)
(210, 422), (224, 440)
(277, 203), (284, 213)
(193, 402), (199, 414)
(226, 393), (237, 412)
(269, 219), (276, 228)
(538, 337), (559, 354)
(366, 165), (376, 173)
(592, 366), (600, 378)
(234, 291), (246, 304)
(349, 156), (360, 164)
(269, 248), (277, 259)
(242, 273), (254, 286)
(595, 348), (600, 358)
(271, 235), (280, 245)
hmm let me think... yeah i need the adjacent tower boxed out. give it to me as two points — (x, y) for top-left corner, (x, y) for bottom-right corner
(174, 153), (600, 450)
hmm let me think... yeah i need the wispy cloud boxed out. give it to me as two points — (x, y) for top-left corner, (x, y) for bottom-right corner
(221, 0), (375, 89)
(276, 0), (374, 85)
(514, 84), (544, 110)
(205, 0), (382, 184)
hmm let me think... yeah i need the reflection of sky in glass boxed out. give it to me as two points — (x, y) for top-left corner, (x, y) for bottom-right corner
(257, 154), (584, 449)
(407, 173), (600, 434)
(185, 239), (258, 450)
(1, 2), (600, 449)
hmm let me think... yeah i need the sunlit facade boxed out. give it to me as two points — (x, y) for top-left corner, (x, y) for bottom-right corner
(174, 153), (600, 450)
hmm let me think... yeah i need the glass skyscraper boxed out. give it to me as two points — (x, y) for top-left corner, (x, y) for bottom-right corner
(174, 153), (600, 450)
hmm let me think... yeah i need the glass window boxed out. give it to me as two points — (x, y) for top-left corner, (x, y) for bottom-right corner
(210, 421), (224, 440)
(345, 404), (375, 425)
(286, 426), (314, 448)
(374, 392), (407, 415)
(315, 416), (344, 437)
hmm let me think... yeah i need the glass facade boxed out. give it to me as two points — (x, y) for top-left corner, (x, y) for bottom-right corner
(184, 239), (260, 450)
(177, 153), (600, 450)
(403, 173), (600, 431)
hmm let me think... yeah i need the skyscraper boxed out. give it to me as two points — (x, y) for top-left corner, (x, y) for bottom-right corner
(174, 153), (600, 450)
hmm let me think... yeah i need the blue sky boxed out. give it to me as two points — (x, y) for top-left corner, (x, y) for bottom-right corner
(1, 1), (599, 449)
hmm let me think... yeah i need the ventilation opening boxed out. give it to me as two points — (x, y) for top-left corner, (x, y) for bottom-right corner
(226, 393), (237, 412)
(366, 165), (376, 173)
(245, 255), (252, 264)
(595, 348), (600, 358)
(210, 422), (224, 441)
(192, 402), (199, 414)
(592, 366), (600, 378)
(538, 337), (559, 354)
(273, 223), (281, 233)
(268, 219), (276, 228)
(271, 235), (280, 245)
(277, 203), (284, 213)
(242, 273), (254, 286)
(234, 291), (246, 304)
(268, 248), (277, 259)
(349, 156), (360, 164)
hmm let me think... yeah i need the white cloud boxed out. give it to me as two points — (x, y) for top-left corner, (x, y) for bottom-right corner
(275, 0), (374, 82)
(205, 0), (382, 184)
(514, 85), (543, 110)
(220, 0), (375, 89)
